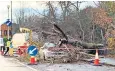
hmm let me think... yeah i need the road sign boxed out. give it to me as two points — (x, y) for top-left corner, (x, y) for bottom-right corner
(4, 19), (12, 26)
(27, 46), (38, 56)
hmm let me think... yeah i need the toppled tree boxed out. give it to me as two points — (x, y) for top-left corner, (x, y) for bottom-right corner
(53, 24), (104, 49)
(41, 24), (104, 63)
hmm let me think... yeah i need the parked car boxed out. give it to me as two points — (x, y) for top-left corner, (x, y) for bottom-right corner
(39, 42), (56, 60)
(0, 38), (4, 47)
(0, 38), (5, 53)
(39, 42), (74, 60)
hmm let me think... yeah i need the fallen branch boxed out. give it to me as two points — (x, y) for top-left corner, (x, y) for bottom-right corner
(42, 31), (57, 35)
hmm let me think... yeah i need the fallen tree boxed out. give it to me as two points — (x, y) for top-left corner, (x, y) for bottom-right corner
(39, 24), (105, 63)
(68, 40), (104, 49)
(53, 24), (104, 49)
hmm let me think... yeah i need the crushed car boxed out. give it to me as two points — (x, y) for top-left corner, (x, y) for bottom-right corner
(39, 42), (70, 60)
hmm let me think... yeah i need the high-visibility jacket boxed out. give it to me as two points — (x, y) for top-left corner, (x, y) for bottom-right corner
(6, 41), (11, 47)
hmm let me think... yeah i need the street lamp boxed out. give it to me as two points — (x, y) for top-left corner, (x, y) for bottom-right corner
(7, 5), (10, 19)
(11, 1), (12, 37)
(7, 5), (10, 40)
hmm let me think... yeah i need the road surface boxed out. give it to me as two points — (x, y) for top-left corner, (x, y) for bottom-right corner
(0, 55), (37, 71)
(0, 55), (115, 71)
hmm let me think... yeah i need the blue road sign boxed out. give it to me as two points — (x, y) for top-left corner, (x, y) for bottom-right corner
(27, 46), (38, 56)
(4, 19), (12, 26)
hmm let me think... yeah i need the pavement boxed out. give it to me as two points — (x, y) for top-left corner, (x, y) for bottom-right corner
(0, 55), (38, 71)
(28, 62), (115, 71)
(83, 57), (115, 66)
(0, 54), (115, 71)
(100, 58), (115, 66)
(24, 57), (115, 71)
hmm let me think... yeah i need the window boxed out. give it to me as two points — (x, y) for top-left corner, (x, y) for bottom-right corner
(9, 30), (12, 35)
(4, 30), (7, 36)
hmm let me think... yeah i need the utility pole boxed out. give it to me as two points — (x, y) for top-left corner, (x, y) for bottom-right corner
(11, 1), (12, 38)
(7, 5), (10, 40)
(0, 25), (2, 38)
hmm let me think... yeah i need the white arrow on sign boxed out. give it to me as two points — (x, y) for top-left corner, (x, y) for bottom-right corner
(29, 48), (37, 54)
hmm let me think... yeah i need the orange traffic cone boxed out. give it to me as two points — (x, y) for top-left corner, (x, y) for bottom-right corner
(28, 56), (37, 65)
(94, 49), (102, 66)
(30, 56), (35, 64)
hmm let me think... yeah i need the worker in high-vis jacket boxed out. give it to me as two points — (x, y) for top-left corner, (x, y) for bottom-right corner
(4, 40), (11, 56)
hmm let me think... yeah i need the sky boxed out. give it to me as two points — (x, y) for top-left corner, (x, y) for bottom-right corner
(0, 1), (97, 25)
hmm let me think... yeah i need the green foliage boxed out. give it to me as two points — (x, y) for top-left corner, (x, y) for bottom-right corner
(3, 37), (12, 44)
(99, 1), (115, 16)
(3, 37), (8, 43)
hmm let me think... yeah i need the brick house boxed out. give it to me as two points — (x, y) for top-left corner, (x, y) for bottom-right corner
(0, 23), (19, 38)
(0, 24), (12, 38)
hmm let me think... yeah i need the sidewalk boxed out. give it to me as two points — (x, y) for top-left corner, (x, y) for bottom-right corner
(0, 55), (36, 71)
(84, 57), (115, 66)
(1, 55), (115, 71)
(100, 58), (115, 66)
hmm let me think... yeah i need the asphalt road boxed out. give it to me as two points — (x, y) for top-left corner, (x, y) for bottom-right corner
(0, 54), (115, 71)
(0, 55), (37, 71)
(30, 62), (115, 71)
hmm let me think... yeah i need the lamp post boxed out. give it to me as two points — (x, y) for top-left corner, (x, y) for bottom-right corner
(7, 5), (10, 40)
(11, 1), (12, 37)
(0, 25), (2, 38)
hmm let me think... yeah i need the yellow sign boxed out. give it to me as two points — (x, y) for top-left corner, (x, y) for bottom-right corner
(20, 28), (32, 33)
(9, 48), (14, 56)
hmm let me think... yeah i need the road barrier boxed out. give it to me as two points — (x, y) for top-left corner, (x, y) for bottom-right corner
(18, 45), (28, 56)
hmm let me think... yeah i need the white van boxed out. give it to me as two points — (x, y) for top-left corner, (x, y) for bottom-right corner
(0, 38), (4, 47)
(12, 33), (29, 48)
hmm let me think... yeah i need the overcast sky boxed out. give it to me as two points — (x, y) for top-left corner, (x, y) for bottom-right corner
(0, 1), (97, 25)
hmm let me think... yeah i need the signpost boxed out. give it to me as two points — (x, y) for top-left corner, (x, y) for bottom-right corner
(7, 5), (10, 40)
(27, 45), (38, 56)
(4, 19), (12, 40)
(27, 45), (38, 65)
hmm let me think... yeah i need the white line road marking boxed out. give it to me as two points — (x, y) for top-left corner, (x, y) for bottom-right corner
(16, 59), (39, 71)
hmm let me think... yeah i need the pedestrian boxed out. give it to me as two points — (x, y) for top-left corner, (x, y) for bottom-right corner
(0, 38), (5, 55)
(4, 40), (11, 56)
(1, 42), (5, 55)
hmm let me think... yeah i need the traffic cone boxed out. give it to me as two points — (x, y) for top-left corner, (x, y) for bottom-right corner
(30, 56), (35, 64)
(28, 56), (37, 65)
(35, 57), (37, 62)
(94, 49), (102, 66)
